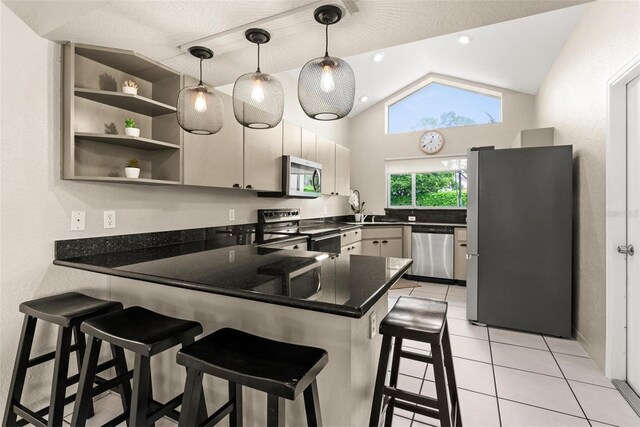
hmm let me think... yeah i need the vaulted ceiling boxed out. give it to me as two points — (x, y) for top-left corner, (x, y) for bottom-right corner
(4, 0), (589, 116)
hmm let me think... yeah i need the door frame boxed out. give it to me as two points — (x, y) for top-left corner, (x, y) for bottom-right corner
(606, 54), (640, 379)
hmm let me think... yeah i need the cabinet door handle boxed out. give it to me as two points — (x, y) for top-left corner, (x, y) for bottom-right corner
(336, 192), (339, 195)
(347, 247), (351, 251)
(343, 233), (347, 237)
(382, 240), (388, 244)
(232, 183), (241, 188)
(351, 246), (356, 250)
(355, 231), (358, 234)
(246, 185), (253, 189)
(331, 192), (335, 195)
(373, 241), (379, 244)
(460, 243), (467, 247)
(293, 245), (300, 249)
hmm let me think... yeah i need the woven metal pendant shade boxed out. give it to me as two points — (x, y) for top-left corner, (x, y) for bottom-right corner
(232, 29), (284, 129)
(298, 55), (355, 120)
(176, 46), (224, 135)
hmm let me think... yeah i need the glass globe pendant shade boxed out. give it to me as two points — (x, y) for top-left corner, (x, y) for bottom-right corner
(233, 29), (284, 129)
(298, 5), (355, 121)
(233, 71), (284, 129)
(176, 46), (224, 135)
(298, 55), (355, 120)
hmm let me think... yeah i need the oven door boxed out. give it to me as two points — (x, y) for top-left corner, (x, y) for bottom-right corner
(308, 233), (341, 254)
(285, 156), (322, 198)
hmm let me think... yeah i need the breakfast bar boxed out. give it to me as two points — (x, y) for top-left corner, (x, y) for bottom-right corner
(53, 232), (412, 426)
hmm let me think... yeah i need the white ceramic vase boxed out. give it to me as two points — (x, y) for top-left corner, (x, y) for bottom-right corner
(122, 86), (138, 95)
(125, 167), (140, 178)
(125, 127), (140, 137)
(354, 213), (362, 222)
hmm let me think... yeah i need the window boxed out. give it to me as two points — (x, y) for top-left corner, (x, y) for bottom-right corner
(387, 157), (467, 208)
(387, 80), (501, 134)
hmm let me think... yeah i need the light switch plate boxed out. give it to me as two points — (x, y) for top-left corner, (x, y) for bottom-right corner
(229, 209), (235, 221)
(408, 216), (416, 221)
(71, 211), (85, 231)
(229, 250), (235, 263)
(103, 211), (116, 229)
(369, 311), (377, 339)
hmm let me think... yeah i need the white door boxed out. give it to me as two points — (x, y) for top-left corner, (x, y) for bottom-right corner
(627, 74), (640, 395)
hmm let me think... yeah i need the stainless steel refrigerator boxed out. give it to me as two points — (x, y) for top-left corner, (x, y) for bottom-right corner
(466, 145), (572, 337)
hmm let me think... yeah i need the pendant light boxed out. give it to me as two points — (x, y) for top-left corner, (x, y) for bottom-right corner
(233, 28), (284, 129)
(298, 5), (355, 121)
(176, 46), (224, 135)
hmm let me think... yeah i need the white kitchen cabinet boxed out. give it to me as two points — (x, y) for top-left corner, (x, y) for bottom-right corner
(316, 136), (336, 195)
(335, 144), (351, 196)
(361, 239), (381, 256)
(342, 241), (362, 255)
(454, 227), (468, 281)
(183, 89), (244, 188)
(380, 239), (403, 258)
(243, 122), (283, 191)
(341, 227), (362, 255)
(283, 121), (302, 158)
(301, 128), (316, 161)
(361, 226), (403, 257)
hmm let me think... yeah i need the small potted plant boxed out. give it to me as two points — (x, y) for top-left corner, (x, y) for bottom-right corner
(124, 118), (140, 137)
(350, 190), (366, 222)
(122, 80), (138, 95)
(125, 158), (141, 178)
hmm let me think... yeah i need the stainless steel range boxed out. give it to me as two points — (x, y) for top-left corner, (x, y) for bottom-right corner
(256, 209), (342, 254)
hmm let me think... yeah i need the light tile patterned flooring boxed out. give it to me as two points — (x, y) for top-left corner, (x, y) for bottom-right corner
(387, 279), (640, 427)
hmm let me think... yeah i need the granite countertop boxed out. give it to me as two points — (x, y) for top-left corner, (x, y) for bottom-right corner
(54, 243), (412, 318)
(342, 221), (467, 228)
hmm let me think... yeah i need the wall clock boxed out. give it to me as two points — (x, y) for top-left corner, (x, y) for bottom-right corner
(419, 130), (444, 155)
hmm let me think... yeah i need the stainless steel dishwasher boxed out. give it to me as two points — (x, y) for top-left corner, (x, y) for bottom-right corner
(410, 225), (454, 279)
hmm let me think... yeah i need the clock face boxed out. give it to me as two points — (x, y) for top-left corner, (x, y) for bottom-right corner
(419, 131), (444, 155)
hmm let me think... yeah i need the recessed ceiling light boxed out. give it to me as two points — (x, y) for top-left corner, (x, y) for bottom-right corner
(360, 95), (369, 102)
(372, 52), (385, 62)
(458, 35), (471, 45)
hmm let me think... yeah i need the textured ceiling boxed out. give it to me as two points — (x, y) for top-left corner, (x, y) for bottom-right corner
(4, 0), (590, 94)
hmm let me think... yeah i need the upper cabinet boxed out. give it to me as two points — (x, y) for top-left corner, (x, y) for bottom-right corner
(301, 129), (317, 162)
(63, 43), (183, 185)
(244, 123), (283, 191)
(335, 144), (351, 196)
(183, 87), (243, 188)
(316, 137), (336, 195)
(283, 121), (302, 158)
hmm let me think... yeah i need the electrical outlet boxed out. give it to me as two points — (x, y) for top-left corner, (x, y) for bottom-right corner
(369, 311), (377, 339)
(70, 211), (86, 231)
(229, 209), (235, 221)
(408, 216), (416, 221)
(229, 250), (235, 263)
(103, 211), (116, 229)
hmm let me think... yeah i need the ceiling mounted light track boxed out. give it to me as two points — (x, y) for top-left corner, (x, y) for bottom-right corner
(298, 4), (355, 121)
(176, 46), (224, 135)
(233, 28), (284, 129)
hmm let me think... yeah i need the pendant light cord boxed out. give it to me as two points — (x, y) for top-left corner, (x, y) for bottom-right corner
(198, 57), (203, 85)
(324, 24), (329, 57)
(256, 43), (261, 73)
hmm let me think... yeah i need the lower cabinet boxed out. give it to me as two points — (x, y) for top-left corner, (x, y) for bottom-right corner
(361, 226), (404, 257)
(454, 228), (468, 281)
(341, 227), (362, 255)
(341, 241), (362, 255)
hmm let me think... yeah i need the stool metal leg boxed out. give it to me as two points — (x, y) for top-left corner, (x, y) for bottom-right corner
(110, 344), (132, 425)
(442, 322), (462, 427)
(73, 326), (95, 419)
(178, 368), (204, 427)
(431, 341), (452, 427)
(71, 336), (103, 427)
(229, 381), (243, 427)
(48, 325), (73, 427)
(369, 334), (392, 427)
(384, 337), (403, 427)
(266, 394), (285, 427)
(130, 354), (151, 427)
(2, 315), (37, 427)
(303, 379), (322, 427)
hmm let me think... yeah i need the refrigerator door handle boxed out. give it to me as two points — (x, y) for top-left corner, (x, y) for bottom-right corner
(466, 253), (479, 259)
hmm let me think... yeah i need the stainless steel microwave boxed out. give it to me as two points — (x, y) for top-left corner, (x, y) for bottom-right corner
(283, 156), (322, 198)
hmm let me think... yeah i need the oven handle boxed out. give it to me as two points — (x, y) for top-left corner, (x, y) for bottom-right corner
(309, 233), (341, 242)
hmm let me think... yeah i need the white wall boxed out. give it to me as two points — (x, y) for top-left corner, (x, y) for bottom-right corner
(347, 73), (535, 214)
(0, 4), (350, 410)
(534, 0), (640, 370)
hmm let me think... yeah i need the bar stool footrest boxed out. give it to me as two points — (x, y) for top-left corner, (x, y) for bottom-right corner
(26, 343), (80, 368)
(146, 394), (183, 425)
(400, 349), (433, 364)
(102, 411), (130, 427)
(12, 403), (47, 427)
(384, 386), (439, 409)
(394, 400), (441, 421)
(201, 399), (236, 427)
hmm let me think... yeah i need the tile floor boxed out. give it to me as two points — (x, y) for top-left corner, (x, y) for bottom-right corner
(387, 278), (640, 427)
(60, 279), (640, 427)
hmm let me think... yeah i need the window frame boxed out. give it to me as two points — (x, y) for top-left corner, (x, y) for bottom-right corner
(384, 76), (503, 135)
(386, 170), (467, 210)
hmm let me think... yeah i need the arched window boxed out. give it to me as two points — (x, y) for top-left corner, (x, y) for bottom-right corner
(386, 79), (502, 134)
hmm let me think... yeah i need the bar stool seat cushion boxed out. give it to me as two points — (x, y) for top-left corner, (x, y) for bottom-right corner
(80, 306), (202, 357)
(177, 328), (328, 400)
(19, 292), (123, 327)
(380, 297), (448, 342)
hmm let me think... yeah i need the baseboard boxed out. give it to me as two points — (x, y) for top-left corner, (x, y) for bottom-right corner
(574, 326), (606, 372)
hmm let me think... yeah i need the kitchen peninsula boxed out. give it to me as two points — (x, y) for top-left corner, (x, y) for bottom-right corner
(53, 227), (412, 426)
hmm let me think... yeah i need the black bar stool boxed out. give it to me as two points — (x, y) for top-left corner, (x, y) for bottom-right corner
(2, 292), (123, 427)
(71, 306), (203, 427)
(176, 328), (328, 427)
(369, 296), (462, 427)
